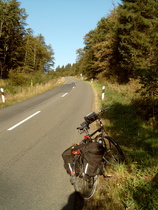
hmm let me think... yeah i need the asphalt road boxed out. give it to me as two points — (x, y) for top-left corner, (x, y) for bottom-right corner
(0, 78), (94, 210)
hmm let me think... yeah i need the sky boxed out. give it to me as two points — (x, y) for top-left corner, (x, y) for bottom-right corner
(19, 0), (121, 69)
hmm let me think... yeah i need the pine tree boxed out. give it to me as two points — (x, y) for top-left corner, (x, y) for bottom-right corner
(0, 0), (27, 78)
(93, 9), (118, 78)
(0, 0), (55, 78)
(76, 9), (118, 79)
(116, 0), (158, 87)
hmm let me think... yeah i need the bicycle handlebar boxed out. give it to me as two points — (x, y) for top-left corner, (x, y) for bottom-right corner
(97, 106), (110, 115)
(77, 121), (89, 131)
(77, 107), (110, 132)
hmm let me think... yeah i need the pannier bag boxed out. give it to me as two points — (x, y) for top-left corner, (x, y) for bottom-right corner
(62, 143), (85, 175)
(62, 146), (74, 175)
(82, 142), (105, 176)
(62, 142), (105, 177)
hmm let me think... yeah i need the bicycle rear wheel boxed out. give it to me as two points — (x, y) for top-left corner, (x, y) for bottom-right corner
(103, 136), (125, 167)
(73, 157), (98, 200)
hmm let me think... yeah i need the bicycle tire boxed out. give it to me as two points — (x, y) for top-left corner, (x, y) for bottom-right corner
(102, 136), (125, 167)
(73, 156), (98, 200)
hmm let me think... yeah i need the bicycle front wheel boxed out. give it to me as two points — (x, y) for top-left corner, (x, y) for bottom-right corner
(73, 157), (98, 200)
(103, 136), (125, 167)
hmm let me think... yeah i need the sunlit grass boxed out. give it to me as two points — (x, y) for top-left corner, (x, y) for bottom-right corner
(89, 81), (102, 111)
(0, 78), (64, 109)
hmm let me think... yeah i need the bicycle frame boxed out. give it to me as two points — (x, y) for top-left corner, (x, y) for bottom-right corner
(67, 107), (124, 200)
(78, 117), (107, 143)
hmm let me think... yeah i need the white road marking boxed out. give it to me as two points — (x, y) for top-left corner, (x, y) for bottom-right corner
(62, 93), (68, 97)
(8, 111), (41, 131)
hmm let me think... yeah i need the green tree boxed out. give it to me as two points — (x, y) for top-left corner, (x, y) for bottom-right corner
(43, 44), (55, 73)
(116, 0), (158, 87)
(23, 32), (54, 73)
(23, 28), (34, 71)
(0, 0), (27, 78)
(0, 0), (55, 78)
(76, 30), (98, 78)
(64, 63), (72, 72)
(93, 10), (118, 79)
(113, 0), (158, 125)
(76, 10), (118, 79)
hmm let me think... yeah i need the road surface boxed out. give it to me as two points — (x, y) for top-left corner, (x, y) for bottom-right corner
(0, 78), (94, 210)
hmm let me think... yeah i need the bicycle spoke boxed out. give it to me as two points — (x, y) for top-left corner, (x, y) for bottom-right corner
(103, 136), (124, 167)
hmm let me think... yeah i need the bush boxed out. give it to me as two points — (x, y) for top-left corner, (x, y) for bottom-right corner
(9, 68), (29, 86)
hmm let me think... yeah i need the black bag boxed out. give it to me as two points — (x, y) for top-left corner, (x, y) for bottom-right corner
(82, 142), (105, 177)
(62, 142), (105, 177)
(62, 146), (74, 175)
(62, 143), (85, 175)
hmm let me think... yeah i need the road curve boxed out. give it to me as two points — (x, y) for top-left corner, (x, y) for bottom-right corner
(0, 78), (94, 210)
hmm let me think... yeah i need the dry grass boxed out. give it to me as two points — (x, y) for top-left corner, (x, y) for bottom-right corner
(90, 82), (102, 112)
(105, 79), (141, 102)
(106, 79), (140, 92)
(0, 79), (6, 86)
(0, 78), (65, 109)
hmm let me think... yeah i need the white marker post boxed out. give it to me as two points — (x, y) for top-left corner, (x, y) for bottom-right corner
(102, 86), (105, 100)
(0, 88), (5, 103)
(80, 73), (83, 80)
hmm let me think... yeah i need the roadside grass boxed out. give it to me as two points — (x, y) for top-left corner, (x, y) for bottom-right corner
(0, 77), (64, 109)
(84, 80), (158, 210)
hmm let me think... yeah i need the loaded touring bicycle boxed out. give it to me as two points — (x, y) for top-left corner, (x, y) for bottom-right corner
(62, 107), (125, 199)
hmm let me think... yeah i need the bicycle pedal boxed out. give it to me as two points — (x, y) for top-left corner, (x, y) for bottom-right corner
(83, 174), (90, 181)
(103, 174), (114, 178)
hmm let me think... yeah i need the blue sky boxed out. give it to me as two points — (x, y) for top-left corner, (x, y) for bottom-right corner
(19, 0), (121, 68)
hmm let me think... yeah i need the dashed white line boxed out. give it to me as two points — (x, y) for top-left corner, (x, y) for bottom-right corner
(62, 93), (68, 97)
(8, 111), (41, 131)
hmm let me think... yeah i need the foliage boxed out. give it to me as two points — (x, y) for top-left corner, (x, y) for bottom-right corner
(116, 0), (158, 86)
(75, 9), (118, 79)
(55, 63), (76, 76)
(74, 0), (158, 127)
(0, 0), (27, 78)
(8, 67), (28, 86)
(0, 0), (55, 79)
(76, 0), (158, 88)
(8, 68), (57, 88)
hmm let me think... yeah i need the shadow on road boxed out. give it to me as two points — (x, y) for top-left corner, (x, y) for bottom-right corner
(61, 192), (84, 210)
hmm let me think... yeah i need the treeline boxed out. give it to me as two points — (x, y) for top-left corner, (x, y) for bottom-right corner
(55, 63), (77, 76)
(75, 0), (158, 95)
(73, 0), (158, 126)
(0, 0), (54, 80)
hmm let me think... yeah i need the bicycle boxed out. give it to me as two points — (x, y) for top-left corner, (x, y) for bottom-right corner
(66, 107), (125, 200)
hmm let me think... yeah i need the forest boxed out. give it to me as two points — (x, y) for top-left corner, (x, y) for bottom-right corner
(75, 0), (158, 94)
(0, 0), (54, 80)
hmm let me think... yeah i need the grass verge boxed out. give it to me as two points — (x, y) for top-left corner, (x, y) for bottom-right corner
(0, 77), (64, 109)
(83, 80), (158, 210)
